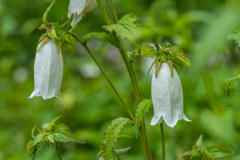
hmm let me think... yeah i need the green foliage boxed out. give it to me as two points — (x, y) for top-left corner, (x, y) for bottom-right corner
(26, 116), (84, 159)
(227, 31), (240, 47)
(140, 46), (157, 58)
(53, 123), (85, 143)
(182, 135), (233, 160)
(103, 14), (140, 40)
(100, 117), (133, 160)
(224, 74), (240, 96)
(161, 41), (173, 48)
(82, 32), (120, 48)
(135, 99), (152, 137)
(42, 0), (56, 24)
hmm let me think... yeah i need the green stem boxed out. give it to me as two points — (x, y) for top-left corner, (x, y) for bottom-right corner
(83, 44), (135, 121)
(160, 123), (165, 160)
(113, 148), (121, 160)
(96, 0), (111, 25)
(110, 0), (118, 22)
(55, 143), (63, 160)
(96, 1), (152, 159)
(66, 31), (135, 121)
(105, 0), (114, 23)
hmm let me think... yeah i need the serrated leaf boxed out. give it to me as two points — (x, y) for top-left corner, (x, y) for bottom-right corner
(128, 49), (139, 62)
(161, 41), (173, 48)
(224, 74), (240, 96)
(196, 135), (203, 148)
(135, 99), (152, 137)
(82, 32), (120, 48)
(139, 46), (157, 58)
(207, 146), (233, 158)
(53, 123), (85, 144)
(103, 13), (140, 40)
(62, 28), (77, 54)
(42, 0), (56, 24)
(100, 117), (133, 160)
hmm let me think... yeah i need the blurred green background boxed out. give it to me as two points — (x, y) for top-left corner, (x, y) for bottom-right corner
(1, 0), (240, 159)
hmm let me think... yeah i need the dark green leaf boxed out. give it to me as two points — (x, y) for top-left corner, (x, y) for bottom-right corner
(224, 74), (240, 96)
(53, 123), (85, 143)
(103, 13), (140, 40)
(140, 46), (157, 58)
(135, 99), (152, 137)
(82, 32), (120, 48)
(100, 117), (133, 160)
(207, 146), (233, 158)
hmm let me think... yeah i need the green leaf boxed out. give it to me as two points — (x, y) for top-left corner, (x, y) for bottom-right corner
(42, 0), (56, 24)
(53, 123), (85, 143)
(161, 41), (173, 48)
(127, 49), (139, 62)
(224, 74), (240, 96)
(196, 135), (203, 148)
(103, 13), (140, 40)
(227, 31), (240, 47)
(135, 99), (152, 137)
(100, 117), (133, 160)
(140, 46), (157, 58)
(115, 146), (131, 156)
(61, 27), (77, 54)
(41, 116), (61, 132)
(207, 146), (233, 158)
(82, 32), (120, 48)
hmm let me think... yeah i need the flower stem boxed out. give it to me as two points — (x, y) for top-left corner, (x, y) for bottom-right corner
(105, 0), (114, 23)
(83, 43), (135, 121)
(96, 1), (153, 159)
(160, 123), (165, 160)
(55, 143), (63, 160)
(110, 0), (118, 22)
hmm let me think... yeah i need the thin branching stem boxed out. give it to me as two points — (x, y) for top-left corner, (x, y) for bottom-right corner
(105, 0), (114, 23)
(110, 0), (118, 22)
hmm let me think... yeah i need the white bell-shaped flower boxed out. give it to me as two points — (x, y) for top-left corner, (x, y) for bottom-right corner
(68, 0), (97, 27)
(29, 39), (63, 101)
(150, 63), (190, 128)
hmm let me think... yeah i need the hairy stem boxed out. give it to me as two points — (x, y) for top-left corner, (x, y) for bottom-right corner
(110, 0), (118, 22)
(160, 123), (165, 160)
(113, 148), (121, 160)
(96, 0), (111, 25)
(55, 143), (63, 160)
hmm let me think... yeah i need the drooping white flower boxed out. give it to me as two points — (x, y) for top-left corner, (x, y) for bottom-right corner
(29, 39), (63, 101)
(68, 0), (97, 27)
(150, 63), (190, 128)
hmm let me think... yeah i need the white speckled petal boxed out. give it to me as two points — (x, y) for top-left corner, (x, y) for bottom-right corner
(150, 63), (190, 128)
(29, 40), (63, 101)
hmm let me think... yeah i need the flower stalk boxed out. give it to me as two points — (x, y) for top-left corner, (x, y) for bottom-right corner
(55, 143), (63, 160)
(160, 123), (165, 160)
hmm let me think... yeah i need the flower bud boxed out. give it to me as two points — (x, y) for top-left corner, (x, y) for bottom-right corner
(150, 63), (190, 128)
(29, 39), (63, 101)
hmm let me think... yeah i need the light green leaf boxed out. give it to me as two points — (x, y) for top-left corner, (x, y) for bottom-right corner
(135, 99), (152, 137)
(161, 41), (173, 48)
(140, 46), (157, 58)
(115, 147), (131, 156)
(103, 13), (140, 40)
(128, 49), (139, 62)
(82, 32), (120, 48)
(53, 123), (85, 143)
(41, 116), (61, 132)
(224, 74), (240, 96)
(196, 135), (203, 148)
(42, 0), (56, 24)
(62, 26), (77, 54)
(100, 117), (133, 160)
(207, 146), (233, 158)
(227, 31), (240, 47)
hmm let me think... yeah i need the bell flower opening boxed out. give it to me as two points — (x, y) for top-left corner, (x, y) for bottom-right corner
(68, 0), (97, 27)
(29, 39), (63, 101)
(150, 63), (190, 128)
